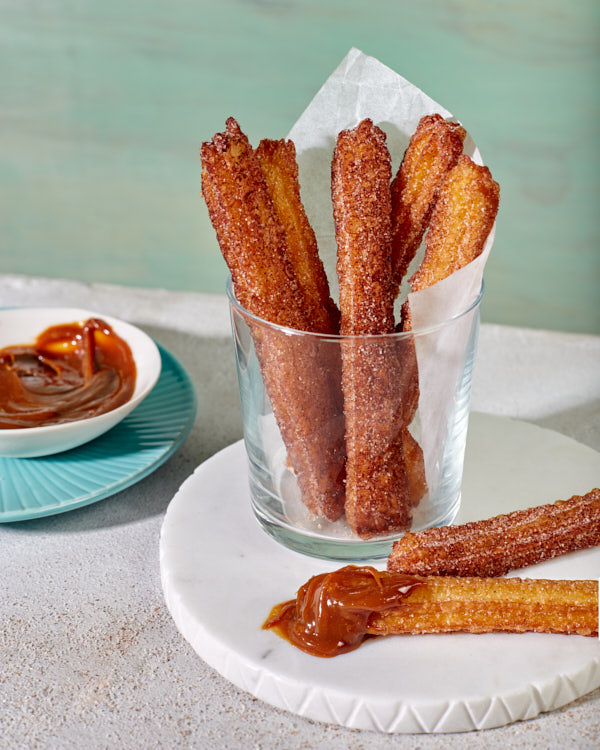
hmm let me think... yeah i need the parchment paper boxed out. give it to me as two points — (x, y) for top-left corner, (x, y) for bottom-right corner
(287, 47), (496, 491)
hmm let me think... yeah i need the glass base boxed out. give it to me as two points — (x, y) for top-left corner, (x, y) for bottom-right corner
(230, 277), (482, 562)
(251, 492), (461, 562)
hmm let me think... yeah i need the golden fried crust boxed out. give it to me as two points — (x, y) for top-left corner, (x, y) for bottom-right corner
(333, 118), (395, 336)
(387, 488), (600, 577)
(410, 154), (500, 291)
(401, 426), (428, 507)
(200, 118), (308, 330)
(253, 327), (346, 520)
(201, 118), (345, 520)
(391, 115), (466, 291)
(265, 567), (598, 656)
(368, 576), (599, 637)
(332, 119), (410, 537)
(396, 151), (497, 505)
(256, 138), (340, 335)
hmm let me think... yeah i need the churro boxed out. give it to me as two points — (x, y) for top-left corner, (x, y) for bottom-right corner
(201, 118), (308, 329)
(388, 116), (468, 505)
(201, 118), (345, 520)
(388, 488), (600, 577)
(401, 426), (428, 507)
(391, 114), (466, 292)
(256, 138), (340, 335)
(409, 154), (500, 292)
(263, 566), (598, 657)
(369, 575), (598, 638)
(397, 153), (500, 504)
(332, 119), (410, 536)
(201, 115), (500, 531)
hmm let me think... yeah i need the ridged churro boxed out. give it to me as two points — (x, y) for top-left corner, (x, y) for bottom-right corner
(332, 119), (410, 536)
(264, 566), (598, 657)
(201, 115), (500, 532)
(256, 138), (340, 335)
(388, 116), (467, 507)
(401, 426), (428, 507)
(409, 154), (500, 292)
(397, 153), (500, 504)
(368, 575), (598, 638)
(388, 488), (600, 577)
(201, 118), (308, 329)
(333, 119), (395, 336)
(391, 114), (466, 292)
(201, 118), (345, 520)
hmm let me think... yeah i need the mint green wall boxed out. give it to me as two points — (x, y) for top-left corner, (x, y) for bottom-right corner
(2, 1), (599, 333)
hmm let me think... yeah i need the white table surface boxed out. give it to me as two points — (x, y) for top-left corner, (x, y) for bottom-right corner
(1, 273), (599, 750)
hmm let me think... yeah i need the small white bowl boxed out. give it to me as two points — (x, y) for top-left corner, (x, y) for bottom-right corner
(0, 307), (162, 459)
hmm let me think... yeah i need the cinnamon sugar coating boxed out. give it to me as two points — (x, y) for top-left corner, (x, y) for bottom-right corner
(391, 114), (466, 292)
(389, 117), (468, 507)
(256, 138), (340, 335)
(410, 154), (500, 292)
(252, 325), (346, 520)
(368, 576), (598, 637)
(396, 153), (499, 509)
(201, 118), (307, 329)
(387, 488), (600, 577)
(201, 118), (345, 520)
(332, 119), (411, 537)
(333, 119), (396, 336)
(401, 426), (428, 507)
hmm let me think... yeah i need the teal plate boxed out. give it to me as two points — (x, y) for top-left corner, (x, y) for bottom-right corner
(0, 345), (196, 521)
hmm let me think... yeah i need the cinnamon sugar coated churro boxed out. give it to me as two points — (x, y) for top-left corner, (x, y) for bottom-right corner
(368, 575), (598, 638)
(201, 118), (308, 330)
(332, 119), (411, 536)
(332, 119), (395, 336)
(391, 114), (466, 291)
(401, 426), (428, 507)
(263, 566), (598, 657)
(388, 488), (600, 577)
(396, 151), (499, 506)
(410, 154), (500, 292)
(256, 138), (340, 335)
(201, 118), (346, 520)
(201, 111), (500, 537)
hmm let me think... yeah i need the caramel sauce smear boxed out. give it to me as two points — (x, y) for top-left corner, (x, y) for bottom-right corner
(263, 565), (422, 657)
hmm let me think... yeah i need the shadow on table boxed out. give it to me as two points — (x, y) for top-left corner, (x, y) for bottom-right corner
(1, 322), (244, 534)
(534, 399), (600, 454)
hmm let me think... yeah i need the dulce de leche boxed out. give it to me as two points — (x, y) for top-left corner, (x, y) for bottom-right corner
(0, 318), (136, 428)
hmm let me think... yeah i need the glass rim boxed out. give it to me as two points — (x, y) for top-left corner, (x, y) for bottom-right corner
(226, 276), (484, 340)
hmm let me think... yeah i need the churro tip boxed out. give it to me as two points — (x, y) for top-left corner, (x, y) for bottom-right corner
(225, 116), (242, 135)
(200, 117), (246, 158)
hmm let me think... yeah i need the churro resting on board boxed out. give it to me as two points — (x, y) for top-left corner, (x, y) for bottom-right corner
(263, 566), (598, 657)
(391, 114), (466, 291)
(201, 118), (345, 520)
(368, 575), (598, 638)
(332, 119), (410, 537)
(388, 488), (600, 577)
(256, 138), (340, 335)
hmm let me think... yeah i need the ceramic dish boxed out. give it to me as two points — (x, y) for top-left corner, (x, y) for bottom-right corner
(0, 307), (161, 458)
(0, 344), (196, 521)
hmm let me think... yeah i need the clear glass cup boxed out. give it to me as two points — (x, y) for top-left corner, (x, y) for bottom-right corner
(228, 278), (483, 561)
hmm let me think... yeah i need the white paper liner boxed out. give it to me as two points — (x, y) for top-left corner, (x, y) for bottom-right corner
(287, 47), (496, 489)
